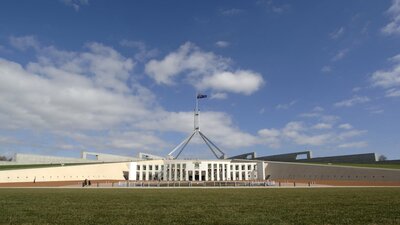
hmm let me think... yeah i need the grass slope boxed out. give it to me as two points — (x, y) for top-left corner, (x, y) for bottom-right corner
(0, 162), (110, 171)
(0, 188), (399, 225)
(304, 163), (400, 170)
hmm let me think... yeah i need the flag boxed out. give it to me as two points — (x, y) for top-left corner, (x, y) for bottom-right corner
(197, 94), (207, 99)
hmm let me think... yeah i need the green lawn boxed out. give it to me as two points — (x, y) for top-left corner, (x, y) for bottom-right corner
(303, 162), (400, 170)
(0, 162), (109, 171)
(0, 188), (399, 225)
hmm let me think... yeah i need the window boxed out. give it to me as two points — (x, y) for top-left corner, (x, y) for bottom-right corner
(143, 165), (146, 170)
(194, 163), (200, 169)
(242, 165), (245, 170)
(155, 165), (159, 170)
(149, 165), (153, 170)
(137, 165), (140, 170)
(248, 165), (251, 170)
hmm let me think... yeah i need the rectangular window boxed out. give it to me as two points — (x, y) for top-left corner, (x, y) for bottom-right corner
(155, 165), (159, 170)
(143, 165), (146, 170)
(149, 165), (153, 170)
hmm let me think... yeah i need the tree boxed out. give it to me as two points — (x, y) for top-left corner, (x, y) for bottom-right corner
(378, 155), (387, 161)
(0, 155), (12, 161)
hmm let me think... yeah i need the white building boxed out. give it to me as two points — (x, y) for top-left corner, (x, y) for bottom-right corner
(128, 159), (266, 181)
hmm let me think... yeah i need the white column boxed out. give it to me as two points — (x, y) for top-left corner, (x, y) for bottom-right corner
(174, 164), (177, 181)
(227, 163), (231, 181)
(168, 164), (172, 181)
(217, 164), (220, 181)
(211, 164), (215, 181)
(198, 170), (202, 181)
(180, 164), (183, 181)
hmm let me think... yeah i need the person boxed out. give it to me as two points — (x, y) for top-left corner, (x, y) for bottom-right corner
(88, 180), (91, 186)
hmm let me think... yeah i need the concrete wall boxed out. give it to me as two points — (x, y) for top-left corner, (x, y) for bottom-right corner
(265, 161), (400, 182)
(82, 151), (138, 162)
(297, 153), (377, 163)
(256, 151), (312, 161)
(0, 162), (129, 183)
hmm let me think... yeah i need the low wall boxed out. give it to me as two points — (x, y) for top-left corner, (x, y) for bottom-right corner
(266, 161), (400, 184)
(0, 162), (129, 183)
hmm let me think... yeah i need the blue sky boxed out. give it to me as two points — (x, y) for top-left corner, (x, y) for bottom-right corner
(0, 0), (400, 159)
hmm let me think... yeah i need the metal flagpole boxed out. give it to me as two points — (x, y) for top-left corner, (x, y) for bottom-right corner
(167, 93), (226, 159)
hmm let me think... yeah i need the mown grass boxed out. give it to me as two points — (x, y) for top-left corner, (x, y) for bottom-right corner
(0, 188), (399, 225)
(0, 162), (110, 171)
(304, 162), (400, 170)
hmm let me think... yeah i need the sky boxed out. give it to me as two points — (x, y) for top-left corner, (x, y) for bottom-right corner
(0, 0), (400, 160)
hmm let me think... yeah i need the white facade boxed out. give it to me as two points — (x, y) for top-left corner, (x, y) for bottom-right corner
(128, 160), (266, 181)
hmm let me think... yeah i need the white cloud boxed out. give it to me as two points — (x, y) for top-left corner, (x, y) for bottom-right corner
(338, 123), (353, 130)
(145, 42), (230, 85)
(256, 0), (290, 14)
(382, 0), (400, 36)
(312, 106), (324, 112)
(0, 38), (370, 155)
(371, 54), (400, 88)
(337, 130), (367, 140)
(332, 48), (349, 61)
(312, 123), (332, 130)
(330, 27), (345, 39)
(119, 40), (159, 62)
(258, 128), (281, 148)
(334, 96), (370, 107)
(386, 88), (400, 97)
(221, 8), (244, 16)
(281, 122), (333, 146)
(276, 100), (296, 110)
(197, 70), (264, 95)
(321, 66), (332, 73)
(9, 36), (40, 51)
(210, 92), (228, 100)
(338, 141), (368, 148)
(145, 42), (264, 95)
(60, 0), (89, 11)
(215, 41), (230, 48)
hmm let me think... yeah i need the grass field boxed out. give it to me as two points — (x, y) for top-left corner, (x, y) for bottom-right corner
(0, 188), (399, 225)
(0, 162), (107, 171)
(304, 162), (400, 170)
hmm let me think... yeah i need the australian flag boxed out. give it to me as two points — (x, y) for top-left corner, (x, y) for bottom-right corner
(197, 94), (207, 99)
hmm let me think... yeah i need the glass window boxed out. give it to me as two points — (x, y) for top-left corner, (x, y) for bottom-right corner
(143, 165), (146, 170)
(149, 165), (153, 170)
(155, 165), (159, 170)
(194, 163), (200, 169)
